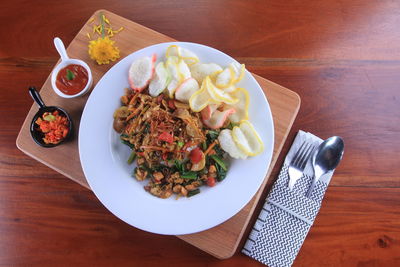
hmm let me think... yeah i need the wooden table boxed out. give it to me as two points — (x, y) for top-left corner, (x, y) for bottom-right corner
(1, 0), (399, 266)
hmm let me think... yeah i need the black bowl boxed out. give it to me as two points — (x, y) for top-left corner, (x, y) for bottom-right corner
(29, 87), (73, 148)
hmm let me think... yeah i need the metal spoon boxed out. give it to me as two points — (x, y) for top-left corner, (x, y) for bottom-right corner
(306, 136), (344, 197)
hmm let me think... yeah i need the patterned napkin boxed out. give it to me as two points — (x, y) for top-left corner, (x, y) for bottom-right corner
(242, 131), (335, 267)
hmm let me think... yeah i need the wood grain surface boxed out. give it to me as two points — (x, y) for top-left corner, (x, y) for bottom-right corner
(1, 0), (400, 266)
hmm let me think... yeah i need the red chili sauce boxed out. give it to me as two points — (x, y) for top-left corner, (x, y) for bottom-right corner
(56, 64), (88, 95)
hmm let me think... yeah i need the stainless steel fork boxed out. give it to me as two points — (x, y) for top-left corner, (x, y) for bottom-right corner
(288, 141), (314, 190)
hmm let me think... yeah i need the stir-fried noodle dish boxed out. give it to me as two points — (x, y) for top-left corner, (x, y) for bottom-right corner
(113, 45), (264, 199)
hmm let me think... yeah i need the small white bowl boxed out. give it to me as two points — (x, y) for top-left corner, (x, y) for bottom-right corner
(51, 37), (93, 98)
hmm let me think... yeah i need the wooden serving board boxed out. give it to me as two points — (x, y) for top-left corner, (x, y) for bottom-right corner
(16, 10), (300, 259)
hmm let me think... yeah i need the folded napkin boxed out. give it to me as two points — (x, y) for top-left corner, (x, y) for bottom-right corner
(242, 130), (335, 267)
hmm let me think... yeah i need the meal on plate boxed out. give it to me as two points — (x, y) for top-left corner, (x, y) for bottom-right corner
(35, 110), (70, 145)
(113, 45), (264, 199)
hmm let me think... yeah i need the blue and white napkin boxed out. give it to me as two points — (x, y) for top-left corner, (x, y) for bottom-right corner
(242, 131), (335, 267)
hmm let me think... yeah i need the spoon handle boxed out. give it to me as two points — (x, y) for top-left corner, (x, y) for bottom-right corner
(54, 37), (69, 61)
(306, 172), (327, 198)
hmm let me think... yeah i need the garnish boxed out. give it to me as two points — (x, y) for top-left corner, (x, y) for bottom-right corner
(88, 13), (123, 39)
(177, 141), (185, 149)
(43, 114), (56, 122)
(88, 37), (120, 65)
(87, 12), (121, 65)
(66, 69), (75, 80)
(99, 13), (106, 38)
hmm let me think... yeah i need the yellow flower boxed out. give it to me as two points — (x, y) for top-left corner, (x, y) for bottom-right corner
(88, 37), (120, 65)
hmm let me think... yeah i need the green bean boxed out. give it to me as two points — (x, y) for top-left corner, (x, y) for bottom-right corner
(181, 171), (198, 179)
(202, 142), (207, 150)
(207, 130), (219, 141)
(127, 151), (136, 164)
(187, 189), (200, 197)
(121, 139), (134, 149)
(174, 160), (185, 173)
(210, 155), (227, 171)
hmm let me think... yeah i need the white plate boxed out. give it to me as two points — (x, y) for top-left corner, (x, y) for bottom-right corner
(79, 42), (274, 235)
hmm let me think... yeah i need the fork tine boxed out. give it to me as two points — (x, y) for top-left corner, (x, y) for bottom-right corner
(293, 142), (309, 166)
(299, 144), (314, 169)
(291, 141), (306, 164)
(288, 141), (315, 190)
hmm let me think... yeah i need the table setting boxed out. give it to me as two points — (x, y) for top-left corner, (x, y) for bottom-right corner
(2, 1), (400, 266)
(243, 131), (344, 267)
